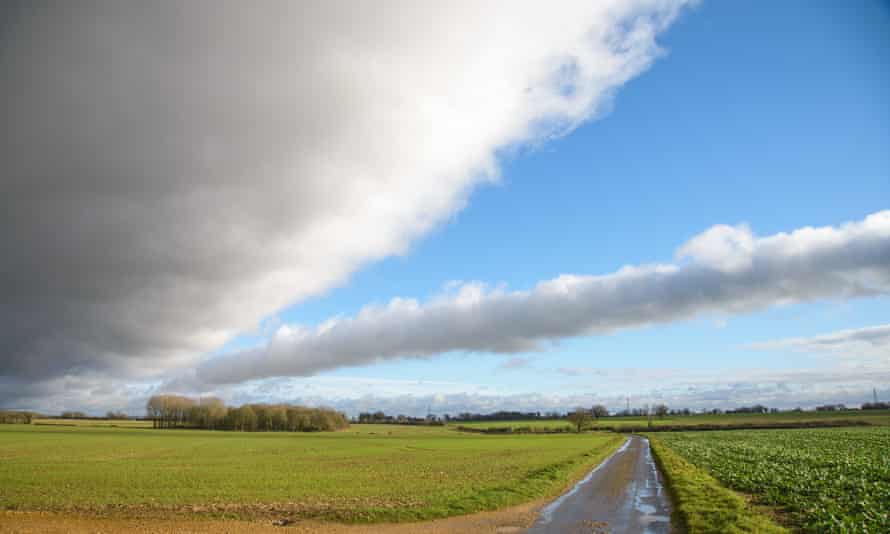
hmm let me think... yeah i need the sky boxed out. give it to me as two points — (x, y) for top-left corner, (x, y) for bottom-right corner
(2, 1), (889, 416)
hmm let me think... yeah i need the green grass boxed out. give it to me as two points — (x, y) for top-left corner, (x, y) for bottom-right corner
(31, 418), (153, 428)
(601, 409), (890, 429)
(449, 419), (572, 431)
(648, 435), (787, 533)
(0, 423), (623, 523)
(653, 427), (890, 533)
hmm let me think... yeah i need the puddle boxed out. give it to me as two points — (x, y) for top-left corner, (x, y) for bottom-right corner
(535, 437), (631, 525)
(528, 436), (673, 534)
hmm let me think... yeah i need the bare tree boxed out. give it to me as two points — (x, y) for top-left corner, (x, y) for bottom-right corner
(590, 405), (609, 419)
(236, 405), (257, 431)
(567, 408), (591, 433)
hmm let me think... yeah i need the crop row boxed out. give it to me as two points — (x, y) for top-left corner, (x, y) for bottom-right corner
(656, 427), (890, 532)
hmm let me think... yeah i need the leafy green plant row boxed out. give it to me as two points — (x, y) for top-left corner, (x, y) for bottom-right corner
(647, 435), (787, 533)
(654, 427), (890, 533)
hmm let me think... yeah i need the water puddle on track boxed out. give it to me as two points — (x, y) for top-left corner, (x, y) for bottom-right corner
(526, 435), (673, 534)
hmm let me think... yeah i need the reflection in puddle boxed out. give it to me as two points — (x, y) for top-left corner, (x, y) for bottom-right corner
(527, 436), (673, 534)
(635, 439), (670, 533)
(536, 437), (631, 524)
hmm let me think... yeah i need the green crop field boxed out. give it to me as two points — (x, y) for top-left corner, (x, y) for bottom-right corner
(0, 423), (623, 523)
(653, 427), (890, 533)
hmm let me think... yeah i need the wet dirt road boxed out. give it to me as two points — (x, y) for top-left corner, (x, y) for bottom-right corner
(525, 435), (672, 534)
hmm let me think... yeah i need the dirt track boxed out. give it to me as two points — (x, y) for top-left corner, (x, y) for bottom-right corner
(525, 436), (671, 534)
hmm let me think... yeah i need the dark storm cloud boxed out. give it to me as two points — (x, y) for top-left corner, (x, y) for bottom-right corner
(1, 1), (688, 391)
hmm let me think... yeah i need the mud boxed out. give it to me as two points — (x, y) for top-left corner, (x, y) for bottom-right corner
(525, 436), (672, 534)
(0, 499), (543, 534)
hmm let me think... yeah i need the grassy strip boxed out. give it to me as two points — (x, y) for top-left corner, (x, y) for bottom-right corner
(455, 425), (573, 434)
(429, 434), (627, 519)
(456, 420), (870, 435)
(601, 420), (870, 433)
(31, 418), (153, 428)
(298, 433), (628, 523)
(647, 435), (787, 533)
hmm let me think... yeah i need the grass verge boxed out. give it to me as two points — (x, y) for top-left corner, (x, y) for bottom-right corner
(647, 435), (787, 533)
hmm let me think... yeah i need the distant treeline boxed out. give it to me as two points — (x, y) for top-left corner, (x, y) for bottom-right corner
(354, 410), (567, 425)
(0, 411), (33, 424)
(815, 404), (848, 412)
(458, 420), (874, 435)
(598, 420), (874, 433)
(355, 411), (444, 425)
(146, 395), (348, 432)
(456, 425), (574, 434)
(862, 402), (890, 410)
(447, 410), (564, 422)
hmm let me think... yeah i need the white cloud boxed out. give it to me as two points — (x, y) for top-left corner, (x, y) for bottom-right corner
(10, 366), (888, 416)
(199, 211), (890, 384)
(498, 357), (533, 371)
(749, 323), (890, 363)
(676, 223), (755, 272)
(1, 0), (690, 386)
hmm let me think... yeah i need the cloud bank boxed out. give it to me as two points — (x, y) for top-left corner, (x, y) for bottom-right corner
(200, 211), (890, 384)
(6, 366), (888, 417)
(1, 1), (689, 385)
(750, 323), (890, 363)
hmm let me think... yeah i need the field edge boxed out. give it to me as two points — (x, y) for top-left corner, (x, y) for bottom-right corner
(645, 434), (788, 534)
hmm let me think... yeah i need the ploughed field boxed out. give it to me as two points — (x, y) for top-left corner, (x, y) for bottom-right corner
(0, 424), (623, 523)
(653, 427), (890, 533)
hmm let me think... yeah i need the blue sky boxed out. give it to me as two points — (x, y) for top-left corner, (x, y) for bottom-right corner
(207, 1), (890, 411)
(3, 1), (888, 415)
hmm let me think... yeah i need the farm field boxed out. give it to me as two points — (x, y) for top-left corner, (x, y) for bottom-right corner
(451, 409), (890, 432)
(31, 418), (153, 429)
(652, 426), (890, 533)
(602, 409), (890, 428)
(451, 420), (572, 431)
(0, 423), (623, 523)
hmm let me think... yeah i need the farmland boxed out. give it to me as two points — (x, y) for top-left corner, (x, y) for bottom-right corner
(600, 409), (890, 428)
(451, 409), (890, 432)
(31, 418), (153, 429)
(4, 412), (890, 531)
(652, 427), (890, 532)
(0, 423), (623, 523)
(452, 419), (572, 431)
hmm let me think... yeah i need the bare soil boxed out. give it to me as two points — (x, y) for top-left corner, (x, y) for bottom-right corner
(0, 499), (546, 534)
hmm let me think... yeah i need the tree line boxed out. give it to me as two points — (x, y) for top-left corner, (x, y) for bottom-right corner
(355, 411), (443, 425)
(145, 395), (349, 432)
(0, 411), (33, 424)
(447, 410), (565, 422)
